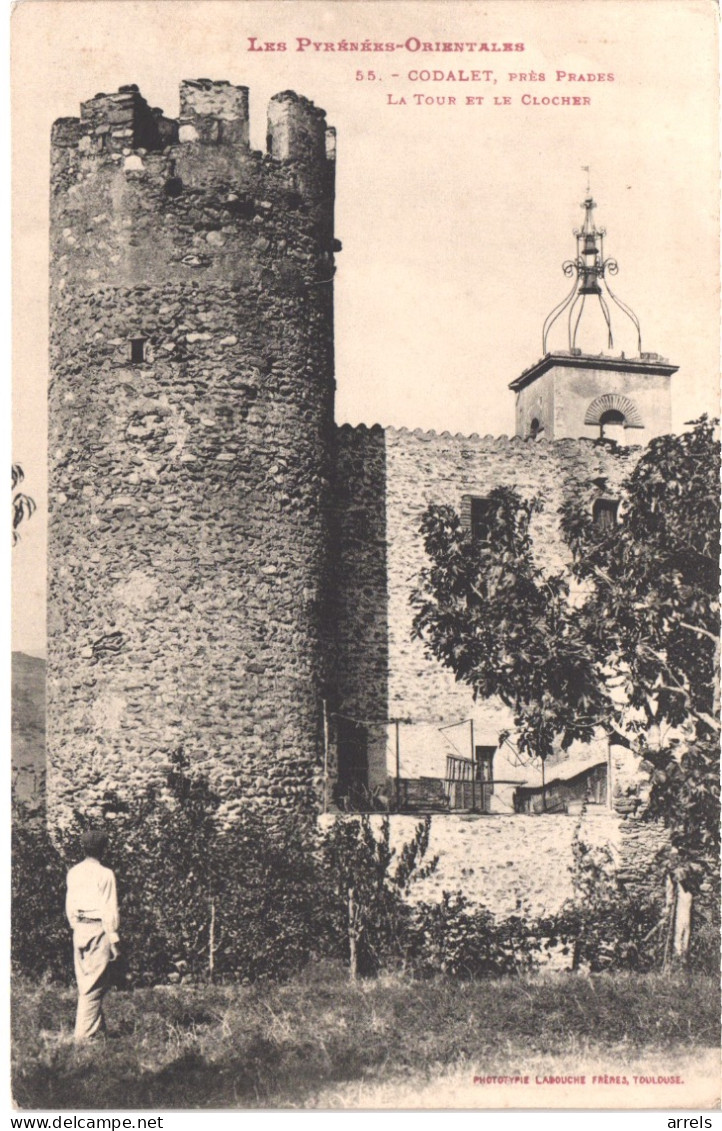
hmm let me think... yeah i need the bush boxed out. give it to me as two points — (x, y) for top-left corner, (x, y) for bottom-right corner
(551, 837), (665, 973)
(318, 814), (437, 977)
(12, 758), (440, 988)
(17, 762), (709, 988)
(11, 802), (71, 983)
(407, 892), (547, 978)
(91, 753), (324, 985)
(398, 834), (670, 980)
(688, 890), (721, 975)
(12, 753), (324, 987)
(205, 811), (323, 983)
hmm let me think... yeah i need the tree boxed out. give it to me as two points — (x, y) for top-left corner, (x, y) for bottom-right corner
(411, 419), (720, 959)
(411, 485), (611, 803)
(12, 463), (35, 544)
(560, 417), (720, 960)
(319, 815), (437, 979)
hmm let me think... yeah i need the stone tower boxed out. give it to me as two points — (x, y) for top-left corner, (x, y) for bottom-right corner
(48, 81), (338, 825)
(510, 196), (677, 443)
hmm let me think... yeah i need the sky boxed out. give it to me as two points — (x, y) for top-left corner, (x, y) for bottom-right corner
(10, 0), (720, 656)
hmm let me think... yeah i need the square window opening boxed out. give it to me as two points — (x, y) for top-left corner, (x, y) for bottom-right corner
(593, 497), (619, 533)
(461, 495), (495, 545)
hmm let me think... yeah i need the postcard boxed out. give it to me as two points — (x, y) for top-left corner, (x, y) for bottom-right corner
(10, 0), (720, 1114)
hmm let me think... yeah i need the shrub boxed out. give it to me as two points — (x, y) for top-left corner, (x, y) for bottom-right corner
(94, 753), (323, 985)
(12, 753), (323, 987)
(16, 760), (697, 988)
(14, 757), (443, 987)
(551, 837), (665, 973)
(406, 892), (547, 978)
(688, 889), (721, 975)
(11, 801), (71, 983)
(318, 815), (437, 978)
(205, 811), (323, 983)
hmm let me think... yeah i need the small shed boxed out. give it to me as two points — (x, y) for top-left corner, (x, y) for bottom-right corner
(513, 759), (608, 814)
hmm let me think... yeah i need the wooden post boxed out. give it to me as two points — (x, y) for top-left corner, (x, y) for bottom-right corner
(470, 719), (476, 812)
(395, 719), (401, 811)
(208, 895), (216, 983)
(607, 739), (613, 810)
(672, 884), (693, 963)
(322, 698), (329, 814)
(348, 886), (358, 981)
(662, 875), (675, 971)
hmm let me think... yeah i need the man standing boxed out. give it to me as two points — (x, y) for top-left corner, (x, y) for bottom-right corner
(65, 828), (120, 1042)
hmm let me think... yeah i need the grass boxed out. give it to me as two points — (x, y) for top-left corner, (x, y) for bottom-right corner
(12, 963), (721, 1110)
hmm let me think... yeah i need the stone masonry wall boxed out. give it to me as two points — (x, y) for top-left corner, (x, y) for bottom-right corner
(328, 425), (389, 798)
(326, 807), (665, 918)
(48, 81), (337, 825)
(553, 364), (672, 446)
(331, 427), (669, 901)
(514, 368), (555, 441)
(333, 425), (638, 793)
(512, 355), (674, 444)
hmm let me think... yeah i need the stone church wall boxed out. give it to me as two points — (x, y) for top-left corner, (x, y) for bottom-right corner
(332, 424), (638, 795)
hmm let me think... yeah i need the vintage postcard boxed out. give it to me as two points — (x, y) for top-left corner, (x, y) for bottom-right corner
(10, 0), (721, 1114)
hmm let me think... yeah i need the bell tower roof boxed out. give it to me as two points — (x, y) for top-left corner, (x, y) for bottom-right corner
(542, 193), (642, 356)
(508, 350), (677, 394)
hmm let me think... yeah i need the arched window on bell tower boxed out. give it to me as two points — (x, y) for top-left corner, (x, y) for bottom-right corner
(584, 393), (644, 445)
(599, 408), (625, 443)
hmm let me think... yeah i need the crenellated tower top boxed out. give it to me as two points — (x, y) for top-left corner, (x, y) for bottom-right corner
(51, 79), (336, 171)
(47, 80), (339, 825)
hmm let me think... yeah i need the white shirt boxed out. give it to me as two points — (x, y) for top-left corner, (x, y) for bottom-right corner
(66, 856), (120, 944)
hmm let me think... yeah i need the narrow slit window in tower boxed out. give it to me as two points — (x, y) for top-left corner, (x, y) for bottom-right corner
(130, 338), (146, 364)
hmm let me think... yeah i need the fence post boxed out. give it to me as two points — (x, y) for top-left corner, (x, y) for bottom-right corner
(395, 719), (401, 810)
(322, 698), (329, 814)
(208, 895), (216, 983)
(470, 718), (476, 812)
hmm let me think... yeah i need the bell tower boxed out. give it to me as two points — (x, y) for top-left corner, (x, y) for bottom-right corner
(509, 194), (677, 443)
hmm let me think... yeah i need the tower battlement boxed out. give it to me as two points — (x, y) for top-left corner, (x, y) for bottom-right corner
(52, 80), (336, 170)
(50, 80), (337, 292)
(179, 79), (249, 147)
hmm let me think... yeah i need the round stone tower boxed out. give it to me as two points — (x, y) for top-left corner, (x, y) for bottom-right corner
(48, 80), (338, 825)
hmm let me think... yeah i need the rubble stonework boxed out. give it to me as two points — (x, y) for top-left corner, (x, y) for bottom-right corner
(48, 81), (337, 823)
(346, 807), (656, 916)
(332, 424), (637, 790)
(329, 426), (667, 902)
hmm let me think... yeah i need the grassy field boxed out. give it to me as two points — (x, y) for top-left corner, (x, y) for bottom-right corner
(12, 964), (721, 1110)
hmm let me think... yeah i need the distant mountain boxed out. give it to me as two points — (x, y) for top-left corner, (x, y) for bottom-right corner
(12, 652), (45, 805)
